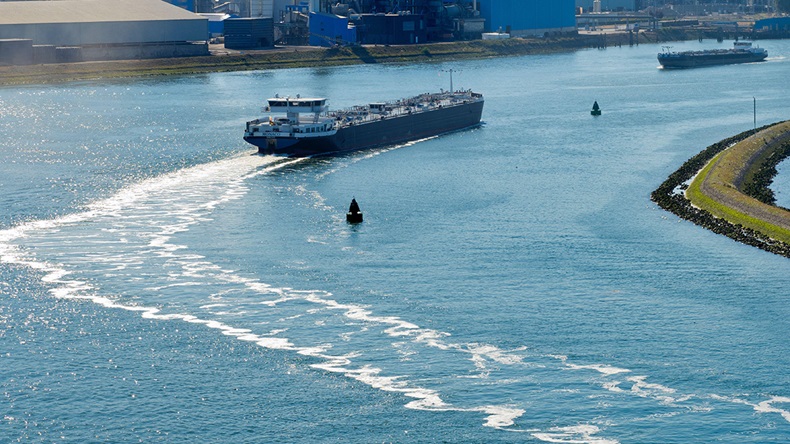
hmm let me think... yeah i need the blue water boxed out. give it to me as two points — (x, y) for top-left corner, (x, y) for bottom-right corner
(2, 40), (790, 443)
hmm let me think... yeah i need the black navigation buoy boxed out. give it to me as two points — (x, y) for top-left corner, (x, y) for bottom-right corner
(591, 101), (601, 116)
(346, 198), (363, 224)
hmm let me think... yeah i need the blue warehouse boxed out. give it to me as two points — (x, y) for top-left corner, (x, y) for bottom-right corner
(478, 0), (577, 36)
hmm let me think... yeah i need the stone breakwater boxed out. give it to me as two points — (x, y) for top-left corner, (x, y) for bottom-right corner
(651, 121), (790, 258)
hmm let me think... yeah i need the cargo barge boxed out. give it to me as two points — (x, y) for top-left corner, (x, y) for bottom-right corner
(657, 41), (767, 69)
(243, 90), (484, 157)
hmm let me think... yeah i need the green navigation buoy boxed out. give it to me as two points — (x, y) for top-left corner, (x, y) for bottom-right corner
(346, 198), (363, 224)
(591, 101), (601, 116)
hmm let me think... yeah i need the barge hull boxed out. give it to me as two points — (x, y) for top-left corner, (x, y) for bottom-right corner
(658, 52), (767, 68)
(245, 100), (484, 157)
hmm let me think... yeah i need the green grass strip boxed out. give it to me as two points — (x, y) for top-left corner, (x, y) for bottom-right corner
(686, 123), (790, 244)
(686, 152), (790, 243)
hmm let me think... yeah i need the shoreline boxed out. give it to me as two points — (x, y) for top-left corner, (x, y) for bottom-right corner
(0, 29), (695, 86)
(8, 26), (790, 258)
(652, 121), (790, 258)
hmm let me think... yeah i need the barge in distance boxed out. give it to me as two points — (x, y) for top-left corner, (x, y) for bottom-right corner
(243, 90), (484, 157)
(657, 41), (767, 69)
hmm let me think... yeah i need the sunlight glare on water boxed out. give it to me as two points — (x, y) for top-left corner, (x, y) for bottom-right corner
(2, 39), (790, 443)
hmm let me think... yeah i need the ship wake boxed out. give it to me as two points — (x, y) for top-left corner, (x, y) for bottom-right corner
(1, 153), (788, 443)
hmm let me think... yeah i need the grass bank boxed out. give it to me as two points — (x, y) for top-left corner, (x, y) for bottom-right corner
(652, 121), (790, 257)
(686, 122), (790, 242)
(0, 30), (684, 86)
(685, 150), (790, 244)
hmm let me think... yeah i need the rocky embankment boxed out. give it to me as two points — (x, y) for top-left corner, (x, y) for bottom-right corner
(651, 121), (790, 257)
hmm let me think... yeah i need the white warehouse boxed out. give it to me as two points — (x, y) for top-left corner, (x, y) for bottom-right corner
(0, 0), (208, 65)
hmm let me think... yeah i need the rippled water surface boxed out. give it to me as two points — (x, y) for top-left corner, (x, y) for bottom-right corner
(2, 40), (790, 443)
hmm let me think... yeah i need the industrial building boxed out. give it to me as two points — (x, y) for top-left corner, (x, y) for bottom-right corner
(478, 0), (577, 37)
(308, 12), (357, 46)
(316, 1), (483, 44)
(355, 12), (428, 44)
(305, 1), (577, 46)
(574, 1), (777, 14)
(224, 17), (275, 48)
(196, 0), (287, 18)
(755, 16), (790, 31)
(576, 0), (638, 12)
(198, 13), (233, 38)
(0, 0), (208, 65)
(167, 0), (578, 47)
(168, 0), (198, 12)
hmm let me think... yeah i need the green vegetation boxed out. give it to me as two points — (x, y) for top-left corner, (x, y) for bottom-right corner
(687, 122), (790, 240)
(740, 141), (790, 206)
(0, 32), (665, 86)
(652, 121), (790, 257)
(685, 151), (790, 244)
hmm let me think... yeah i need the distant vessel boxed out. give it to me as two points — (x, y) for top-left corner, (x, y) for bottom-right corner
(243, 90), (484, 157)
(657, 41), (767, 69)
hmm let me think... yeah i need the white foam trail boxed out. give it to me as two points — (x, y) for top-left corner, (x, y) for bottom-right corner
(596, 374), (697, 406)
(5, 150), (788, 437)
(478, 405), (527, 429)
(216, 276), (535, 428)
(567, 363), (631, 376)
(0, 152), (527, 431)
(313, 136), (437, 180)
(602, 381), (625, 393)
(711, 394), (790, 424)
(466, 343), (528, 366)
(553, 355), (631, 376)
(1, 154), (286, 249)
(532, 425), (619, 444)
(755, 396), (790, 423)
(624, 376), (693, 405)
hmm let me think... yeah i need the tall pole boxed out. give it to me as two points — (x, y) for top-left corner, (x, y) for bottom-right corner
(442, 68), (454, 92)
(754, 97), (757, 130)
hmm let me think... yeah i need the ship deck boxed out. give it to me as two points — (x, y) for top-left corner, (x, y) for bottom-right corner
(327, 91), (482, 129)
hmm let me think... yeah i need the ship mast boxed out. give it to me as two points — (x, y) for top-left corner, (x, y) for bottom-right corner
(443, 68), (455, 93)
